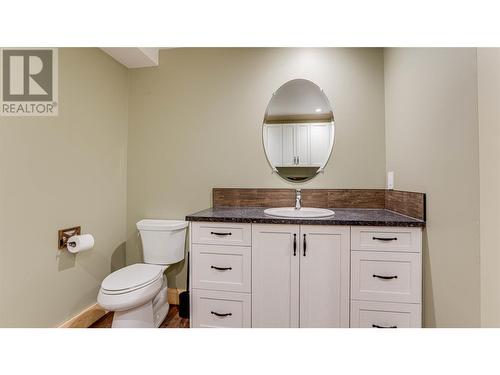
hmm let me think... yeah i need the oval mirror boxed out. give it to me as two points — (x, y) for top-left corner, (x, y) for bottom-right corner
(262, 79), (335, 182)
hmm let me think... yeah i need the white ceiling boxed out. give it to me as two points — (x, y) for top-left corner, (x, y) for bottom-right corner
(101, 48), (159, 68)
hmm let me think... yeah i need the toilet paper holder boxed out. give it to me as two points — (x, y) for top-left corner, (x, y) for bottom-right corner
(58, 226), (81, 250)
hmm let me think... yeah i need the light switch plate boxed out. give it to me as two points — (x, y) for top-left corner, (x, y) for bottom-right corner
(387, 171), (394, 190)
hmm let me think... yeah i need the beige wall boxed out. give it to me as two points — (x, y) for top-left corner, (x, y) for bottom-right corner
(127, 48), (387, 288)
(478, 48), (500, 327)
(0, 48), (129, 327)
(384, 48), (480, 327)
(1, 47), (487, 327)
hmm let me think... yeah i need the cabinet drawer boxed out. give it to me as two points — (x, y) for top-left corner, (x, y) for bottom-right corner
(192, 222), (251, 246)
(350, 301), (421, 328)
(192, 289), (251, 328)
(351, 251), (421, 303)
(192, 244), (251, 293)
(351, 226), (422, 253)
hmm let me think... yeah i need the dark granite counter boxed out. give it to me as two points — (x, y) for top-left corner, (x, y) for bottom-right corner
(186, 207), (425, 227)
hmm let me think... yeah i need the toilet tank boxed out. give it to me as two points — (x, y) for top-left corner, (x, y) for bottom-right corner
(136, 219), (188, 265)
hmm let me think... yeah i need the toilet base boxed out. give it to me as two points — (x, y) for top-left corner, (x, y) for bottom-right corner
(113, 301), (155, 328)
(111, 276), (169, 328)
(152, 281), (169, 327)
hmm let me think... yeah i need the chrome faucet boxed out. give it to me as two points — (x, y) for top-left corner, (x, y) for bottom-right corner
(295, 189), (302, 210)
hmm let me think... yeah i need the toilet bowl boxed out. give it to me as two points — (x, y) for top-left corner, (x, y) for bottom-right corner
(97, 219), (188, 328)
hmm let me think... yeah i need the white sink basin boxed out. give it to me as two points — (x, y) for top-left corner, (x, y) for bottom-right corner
(264, 207), (335, 218)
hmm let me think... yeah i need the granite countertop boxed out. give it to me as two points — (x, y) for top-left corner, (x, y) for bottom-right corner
(185, 207), (425, 227)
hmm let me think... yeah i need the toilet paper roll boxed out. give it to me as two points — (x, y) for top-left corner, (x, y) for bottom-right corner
(67, 234), (94, 254)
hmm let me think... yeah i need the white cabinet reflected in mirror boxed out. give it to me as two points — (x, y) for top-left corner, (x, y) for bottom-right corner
(263, 79), (335, 182)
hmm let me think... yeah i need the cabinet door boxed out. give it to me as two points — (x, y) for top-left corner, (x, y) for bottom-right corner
(252, 224), (300, 328)
(282, 125), (295, 166)
(310, 124), (331, 166)
(265, 125), (283, 167)
(295, 125), (310, 165)
(299, 225), (350, 327)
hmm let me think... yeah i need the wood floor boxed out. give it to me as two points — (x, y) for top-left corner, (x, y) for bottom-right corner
(90, 305), (189, 328)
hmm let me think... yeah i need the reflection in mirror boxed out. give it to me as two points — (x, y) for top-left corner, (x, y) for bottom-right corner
(263, 79), (335, 182)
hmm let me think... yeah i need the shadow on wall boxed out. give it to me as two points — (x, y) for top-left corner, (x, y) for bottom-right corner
(57, 241), (127, 274)
(57, 249), (76, 271)
(55, 241), (127, 326)
(169, 230), (189, 289)
(111, 242), (127, 272)
(422, 230), (436, 328)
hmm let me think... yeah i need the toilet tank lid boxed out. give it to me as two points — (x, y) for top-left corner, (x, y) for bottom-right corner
(136, 219), (188, 231)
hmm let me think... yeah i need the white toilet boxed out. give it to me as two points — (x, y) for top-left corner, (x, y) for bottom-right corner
(98, 219), (188, 328)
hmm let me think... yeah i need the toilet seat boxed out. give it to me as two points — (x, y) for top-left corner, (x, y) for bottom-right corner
(101, 263), (164, 295)
(98, 263), (167, 312)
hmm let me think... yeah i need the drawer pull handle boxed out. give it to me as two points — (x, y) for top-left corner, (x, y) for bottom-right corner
(373, 274), (398, 280)
(303, 234), (307, 256)
(211, 266), (232, 271)
(372, 236), (398, 241)
(211, 231), (232, 236)
(211, 311), (232, 317)
(372, 324), (397, 328)
(293, 234), (297, 256)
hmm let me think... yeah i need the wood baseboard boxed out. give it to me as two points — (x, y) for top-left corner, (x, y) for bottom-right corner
(168, 288), (186, 305)
(59, 303), (107, 328)
(59, 288), (185, 328)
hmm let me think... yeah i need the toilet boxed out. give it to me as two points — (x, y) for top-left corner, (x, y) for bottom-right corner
(98, 219), (188, 328)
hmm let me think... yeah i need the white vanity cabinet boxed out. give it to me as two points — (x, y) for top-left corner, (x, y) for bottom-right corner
(252, 224), (350, 328)
(189, 222), (423, 328)
(349, 226), (423, 328)
(190, 222), (252, 328)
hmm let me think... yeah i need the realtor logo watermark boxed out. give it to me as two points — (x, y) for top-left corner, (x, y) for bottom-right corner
(0, 48), (58, 116)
